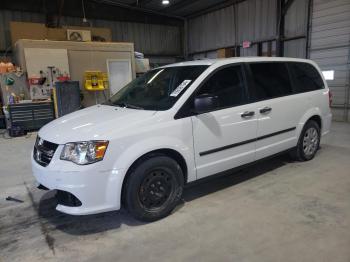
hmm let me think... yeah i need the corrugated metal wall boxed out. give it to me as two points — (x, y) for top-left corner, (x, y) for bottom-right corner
(284, 0), (309, 37)
(236, 0), (277, 43)
(284, 39), (307, 58)
(284, 0), (309, 58)
(188, 5), (236, 54)
(309, 0), (350, 121)
(188, 0), (309, 59)
(188, 0), (277, 55)
(0, 9), (182, 56)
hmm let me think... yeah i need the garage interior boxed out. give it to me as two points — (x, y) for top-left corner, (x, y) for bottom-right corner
(0, 0), (350, 261)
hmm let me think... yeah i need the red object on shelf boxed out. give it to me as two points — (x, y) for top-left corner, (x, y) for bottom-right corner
(29, 77), (42, 85)
(57, 76), (70, 82)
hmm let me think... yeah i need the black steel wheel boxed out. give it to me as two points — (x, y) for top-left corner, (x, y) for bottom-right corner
(139, 169), (175, 210)
(124, 155), (184, 222)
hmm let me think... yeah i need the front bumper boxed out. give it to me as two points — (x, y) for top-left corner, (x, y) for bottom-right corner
(31, 146), (126, 215)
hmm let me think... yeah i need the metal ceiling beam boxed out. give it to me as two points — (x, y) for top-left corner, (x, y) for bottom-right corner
(132, 0), (153, 7)
(162, 0), (201, 12)
(186, 0), (247, 18)
(91, 0), (184, 19)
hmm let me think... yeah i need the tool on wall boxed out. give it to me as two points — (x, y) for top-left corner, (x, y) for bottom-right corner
(28, 66), (70, 100)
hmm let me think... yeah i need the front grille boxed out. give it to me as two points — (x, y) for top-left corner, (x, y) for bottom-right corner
(33, 136), (59, 167)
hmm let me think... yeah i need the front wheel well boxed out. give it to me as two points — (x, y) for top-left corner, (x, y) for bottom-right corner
(121, 149), (188, 205)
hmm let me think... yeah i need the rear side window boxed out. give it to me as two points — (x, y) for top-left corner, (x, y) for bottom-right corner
(248, 62), (293, 101)
(288, 62), (324, 93)
(196, 65), (246, 109)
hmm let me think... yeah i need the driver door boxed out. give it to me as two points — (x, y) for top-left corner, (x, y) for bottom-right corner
(191, 65), (258, 179)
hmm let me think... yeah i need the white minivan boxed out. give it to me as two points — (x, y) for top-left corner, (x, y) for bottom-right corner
(32, 57), (332, 221)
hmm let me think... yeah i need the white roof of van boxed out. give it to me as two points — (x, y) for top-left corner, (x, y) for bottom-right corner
(161, 57), (315, 68)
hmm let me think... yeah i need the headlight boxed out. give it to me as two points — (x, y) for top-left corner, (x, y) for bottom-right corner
(60, 141), (109, 165)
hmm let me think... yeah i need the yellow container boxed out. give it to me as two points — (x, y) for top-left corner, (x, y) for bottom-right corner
(84, 71), (108, 91)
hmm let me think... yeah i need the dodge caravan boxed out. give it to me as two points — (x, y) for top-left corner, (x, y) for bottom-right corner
(32, 57), (332, 221)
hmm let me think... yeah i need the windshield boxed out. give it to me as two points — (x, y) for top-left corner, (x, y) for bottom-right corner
(106, 65), (208, 110)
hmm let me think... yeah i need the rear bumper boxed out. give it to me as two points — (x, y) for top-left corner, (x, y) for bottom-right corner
(31, 150), (126, 215)
(322, 112), (332, 136)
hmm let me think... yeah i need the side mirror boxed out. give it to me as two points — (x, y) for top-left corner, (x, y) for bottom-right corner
(194, 94), (218, 114)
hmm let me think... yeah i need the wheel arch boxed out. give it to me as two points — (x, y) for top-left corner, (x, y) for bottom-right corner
(297, 107), (323, 138)
(308, 115), (322, 130)
(292, 113), (323, 161)
(120, 148), (188, 206)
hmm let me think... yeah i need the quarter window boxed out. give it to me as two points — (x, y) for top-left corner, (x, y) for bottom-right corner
(249, 62), (293, 100)
(196, 65), (246, 110)
(288, 62), (324, 93)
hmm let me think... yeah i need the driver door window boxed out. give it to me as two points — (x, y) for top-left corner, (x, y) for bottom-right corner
(196, 65), (246, 111)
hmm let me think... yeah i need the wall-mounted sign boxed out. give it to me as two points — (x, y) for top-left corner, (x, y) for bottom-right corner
(242, 40), (251, 49)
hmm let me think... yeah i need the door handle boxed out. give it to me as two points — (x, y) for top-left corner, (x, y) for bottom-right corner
(241, 111), (255, 118)
(260, 107), (272, 114)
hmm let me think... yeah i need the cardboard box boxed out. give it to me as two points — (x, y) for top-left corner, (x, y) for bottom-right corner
(217, 48), (234, 58)
(10, 22), (46, 46)
(10, 22), (113, 47)
(46, 28), (67, 41)
(10, 22), (66, 45)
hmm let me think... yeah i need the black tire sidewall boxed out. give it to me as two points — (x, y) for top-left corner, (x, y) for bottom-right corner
(125, 156), (184, 222)
(297, 120), (321, 161)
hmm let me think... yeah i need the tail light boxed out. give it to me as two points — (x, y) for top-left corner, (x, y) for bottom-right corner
(328, 90), (333, 107)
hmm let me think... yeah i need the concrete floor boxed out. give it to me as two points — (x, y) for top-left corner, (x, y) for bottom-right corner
(1, 122), (350, 262)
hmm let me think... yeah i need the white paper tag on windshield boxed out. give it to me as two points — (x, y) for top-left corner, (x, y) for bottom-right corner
(170, 80), (192, 97)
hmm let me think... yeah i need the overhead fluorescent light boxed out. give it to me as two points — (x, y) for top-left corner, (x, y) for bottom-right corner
(162, 0), (170, 5)
(322, 70), (334, 80)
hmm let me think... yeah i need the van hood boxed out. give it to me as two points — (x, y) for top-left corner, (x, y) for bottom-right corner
(39, 105), (157, 144)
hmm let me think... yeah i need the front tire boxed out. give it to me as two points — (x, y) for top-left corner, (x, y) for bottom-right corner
(124, 155), (184, 222)
(292, 120), (321, 161)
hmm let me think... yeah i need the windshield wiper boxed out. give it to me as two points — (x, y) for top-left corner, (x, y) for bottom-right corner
(114, 102), (144, 110)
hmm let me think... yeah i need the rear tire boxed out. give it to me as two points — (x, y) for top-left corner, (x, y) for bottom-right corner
(124, 155), (184, 222)
(291, 120), (321, 161)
